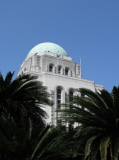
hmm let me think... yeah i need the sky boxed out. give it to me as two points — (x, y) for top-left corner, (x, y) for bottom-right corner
(0, 0), (119, 92)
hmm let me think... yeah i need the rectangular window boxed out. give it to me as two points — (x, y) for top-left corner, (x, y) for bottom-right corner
(57, 95), (61, 99)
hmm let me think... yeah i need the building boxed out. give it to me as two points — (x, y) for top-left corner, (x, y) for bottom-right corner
(18, 42), (103, 125)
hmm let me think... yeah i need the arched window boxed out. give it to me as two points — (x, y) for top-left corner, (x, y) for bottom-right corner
(69, 90), (73, 96)
(56, 86), (65, 124)
(58, 65), (62, 74)
(65, 67), (69, 75)
(68, 89), (74, 104)
(49, 64), (54, 72)
(57, 88), (61, 109)
(56, 87), (64, 124)
(69, 89), (74, 100)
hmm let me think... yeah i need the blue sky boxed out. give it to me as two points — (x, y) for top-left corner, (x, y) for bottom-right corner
(0, 0), (119, 92)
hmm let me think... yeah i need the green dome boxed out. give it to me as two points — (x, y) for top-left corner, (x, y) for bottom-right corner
(27, 42), (68, 58)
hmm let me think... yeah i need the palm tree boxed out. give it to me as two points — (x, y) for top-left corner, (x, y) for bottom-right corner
(30, 124), (84, 160)
(0, 115), (33, 160)
(0, 114), (81, 160)
(0, 72), (52, 127)
(63, 86), (119, 160)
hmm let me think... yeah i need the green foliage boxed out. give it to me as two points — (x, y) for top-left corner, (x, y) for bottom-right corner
(0, 72), (52, 128)
(0, 114), (83, 160)
(63, 87), (119, 160)
(0, 72), (83, 160)
(2, 72), (119, 159)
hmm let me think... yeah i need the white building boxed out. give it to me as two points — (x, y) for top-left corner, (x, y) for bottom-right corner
(18, 42), (103, 125)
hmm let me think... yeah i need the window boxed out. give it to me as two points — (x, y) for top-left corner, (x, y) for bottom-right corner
(56, 87), (62, 124)
(58, 65), (61, 74)
(69, 89), (74, 102)
(49, 64), (53, 72)
(69, 90), (73, 96)
(57, 88), (61, 109)
(81, 93), (85, 97)
(65, 67), (69, 75)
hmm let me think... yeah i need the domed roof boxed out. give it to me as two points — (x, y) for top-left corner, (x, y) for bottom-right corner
(27, 42), (68, 58)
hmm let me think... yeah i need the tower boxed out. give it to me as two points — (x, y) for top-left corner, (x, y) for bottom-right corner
(18, 42), (103, 125)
